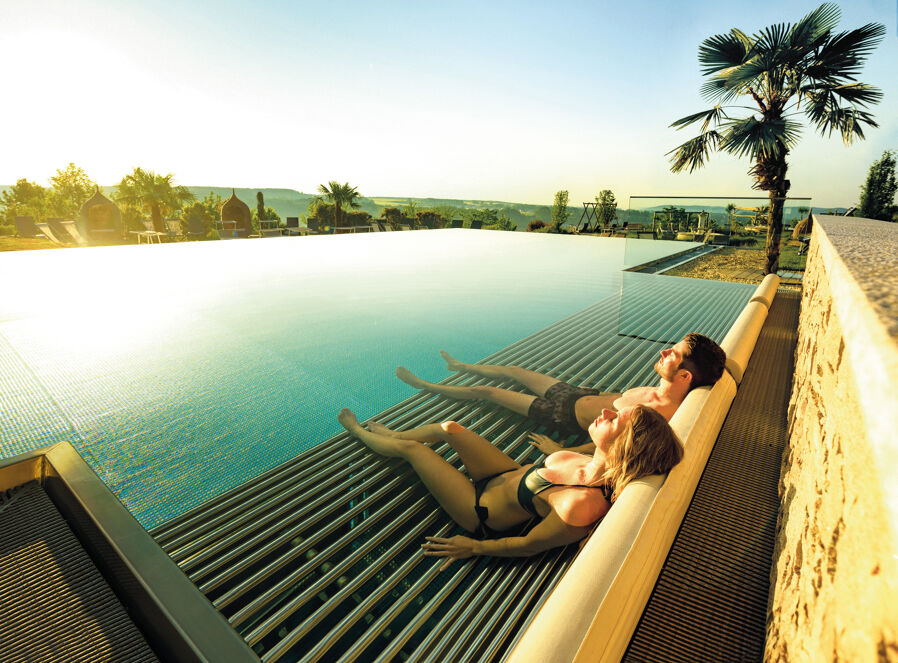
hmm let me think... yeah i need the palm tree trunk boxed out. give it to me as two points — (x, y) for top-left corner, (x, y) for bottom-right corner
(763, 155), (790, 275)
(764, 193), (784, 274)
(151, 204), (164, 234)
(335, 202), (342, 232)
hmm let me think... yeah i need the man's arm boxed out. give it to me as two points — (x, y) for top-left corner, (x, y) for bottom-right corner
(528, 433), (595, 456)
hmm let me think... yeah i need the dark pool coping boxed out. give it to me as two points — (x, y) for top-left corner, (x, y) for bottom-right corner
(624, 244), (719, 274)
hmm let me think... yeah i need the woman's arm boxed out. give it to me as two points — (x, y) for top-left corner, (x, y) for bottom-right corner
(421, 512), (590, 570)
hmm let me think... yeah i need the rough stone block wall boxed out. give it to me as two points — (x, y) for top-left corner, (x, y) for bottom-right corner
(766, 230), (898, 662)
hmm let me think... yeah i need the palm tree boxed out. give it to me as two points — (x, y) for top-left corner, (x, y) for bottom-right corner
(317, 181), (361, 230)
(668, 3), (884, 274)
(115, 168), (194, 233)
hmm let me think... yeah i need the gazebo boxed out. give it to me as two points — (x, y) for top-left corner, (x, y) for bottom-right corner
(78, 187), (123, 243)
(220, 190), (252, 238)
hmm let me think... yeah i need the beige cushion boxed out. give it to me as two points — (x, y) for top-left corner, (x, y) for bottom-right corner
(572, 373), (737, 663)
(508, 381), (731, 663)
(720, 301), (769, 384)
(749, 273), (780, 308)
(506, 473), (665, 663)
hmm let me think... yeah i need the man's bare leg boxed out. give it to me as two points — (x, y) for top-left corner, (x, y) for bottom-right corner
(397, 366), (537, 417)
(439, 350), (560, 397)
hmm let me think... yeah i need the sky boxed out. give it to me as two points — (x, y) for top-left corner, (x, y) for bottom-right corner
(0, 0), (895, 208)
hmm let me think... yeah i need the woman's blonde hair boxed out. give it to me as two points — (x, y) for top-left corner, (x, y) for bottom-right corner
(600, 405), (683, 502)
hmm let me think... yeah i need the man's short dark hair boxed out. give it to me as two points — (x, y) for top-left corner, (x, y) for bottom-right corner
(679, 333), (726, 389)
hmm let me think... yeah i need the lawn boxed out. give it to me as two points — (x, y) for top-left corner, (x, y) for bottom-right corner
(664, 238), (806, 285)
(0, 236), (60, 252)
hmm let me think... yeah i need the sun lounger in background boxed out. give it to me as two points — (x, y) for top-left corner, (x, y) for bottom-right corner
(469, 220), (483, 230)
(305, 219), (322, 235)
(187, 216), (205, 239)
(130, 219), (164, 244)
(164, 219), (182, 240)
(15, 216), (66, 245)
(284, 217), (301, 236)
(47, 218), (77, 245)
(450, 219), (463, 228)
(215, 220), (238, 240)
(256, 218), (283, 238)
(14, 216), (43, 238)
(57, 219), (89, 246)
(35, 222), (67, 245)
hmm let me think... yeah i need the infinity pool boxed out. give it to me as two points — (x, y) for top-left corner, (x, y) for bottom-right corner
(0, 230), (695, 527)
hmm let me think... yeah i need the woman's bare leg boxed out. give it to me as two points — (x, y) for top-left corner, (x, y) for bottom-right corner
(440, 350), (560, 397)
(396, 367), (537, 416)
(367, 421), (445, 442)
(339, 409), (479, 531)
(363, 416), (521, 480)
(438, 420), (520, 480)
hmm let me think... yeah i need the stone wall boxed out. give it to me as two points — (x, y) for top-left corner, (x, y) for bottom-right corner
(766, 216), (898, 662)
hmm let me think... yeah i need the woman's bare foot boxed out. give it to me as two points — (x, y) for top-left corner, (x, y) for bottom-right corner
(338, 408), (365, 434)
(396, 366), (430, 390)
(440, 350), (468, 372)
(366, 421), (395, 435)
(339, 409), (406, 458)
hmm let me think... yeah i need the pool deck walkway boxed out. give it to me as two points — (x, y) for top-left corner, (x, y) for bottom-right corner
(623, 288), (800, 661)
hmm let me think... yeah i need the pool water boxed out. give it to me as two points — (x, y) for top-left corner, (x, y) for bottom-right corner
(0, 230), (695, 527)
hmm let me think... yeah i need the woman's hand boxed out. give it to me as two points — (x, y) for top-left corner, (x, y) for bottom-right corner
(421, 535), (478, 571)
(527, 433), (563, 455)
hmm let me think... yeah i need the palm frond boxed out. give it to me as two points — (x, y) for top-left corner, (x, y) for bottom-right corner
(698, 30), (750, 75)
(719, 117), (800, 160)
(721, 57), (771, 91)
(802, 87), (836, 124)
(812, 23), (887, 80)
(788, 3), (841, 48)
(669, 106), (728, 132)
(699, 76), (745, 104)
(804, 82), (883, 108)
(667, 131), (721, 173)
(813, 106), (878, 144)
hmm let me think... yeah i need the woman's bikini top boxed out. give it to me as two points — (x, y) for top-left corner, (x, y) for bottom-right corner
(517, 465), (613, 517)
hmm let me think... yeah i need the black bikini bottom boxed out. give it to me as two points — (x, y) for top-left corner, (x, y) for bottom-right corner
(471, 468), (516, 539)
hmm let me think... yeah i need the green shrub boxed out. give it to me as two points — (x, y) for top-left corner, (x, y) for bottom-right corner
(0, 224), (14, 236)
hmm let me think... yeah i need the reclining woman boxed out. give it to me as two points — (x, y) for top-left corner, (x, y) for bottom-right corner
(337, 403), (682, 568)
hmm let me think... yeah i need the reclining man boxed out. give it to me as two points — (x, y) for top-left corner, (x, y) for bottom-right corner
(396, 332), (726, 454)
